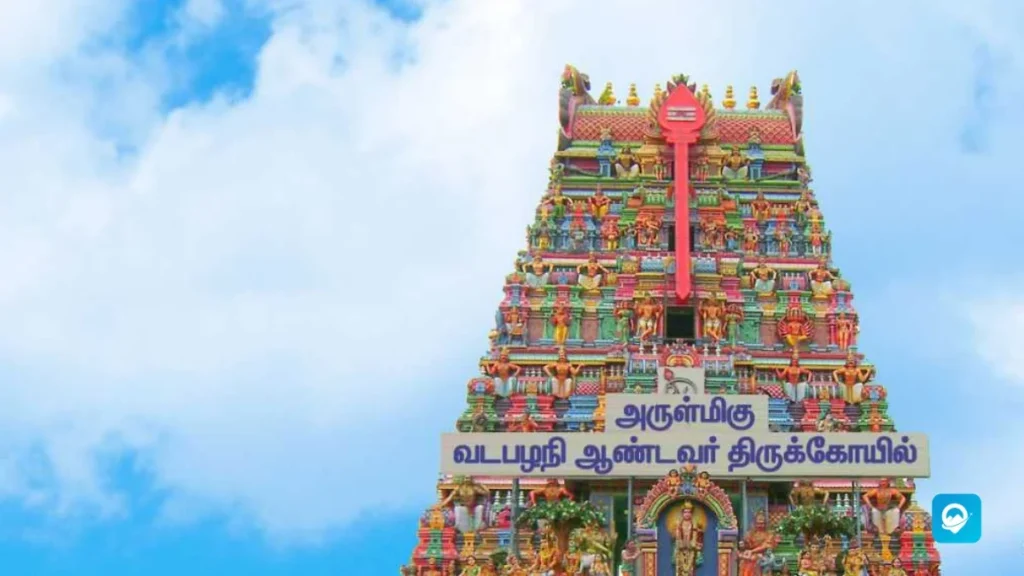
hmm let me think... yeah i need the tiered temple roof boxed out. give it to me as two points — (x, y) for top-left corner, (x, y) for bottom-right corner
(400, 66), (940, 576)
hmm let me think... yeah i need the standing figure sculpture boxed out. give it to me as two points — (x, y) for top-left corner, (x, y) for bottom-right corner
(674, 501), (703, 576)
(862, 478), (907, 535)
(834, 312), (858, 351)
(590, 186), (611, 220)
(439, 477), (490, 534)
(776, 349), (812, 402)
(742, 509), (777, 575)
(699, 297), (726, 343)
(551, 303), (572, 346)
(635, 295), (663, 344)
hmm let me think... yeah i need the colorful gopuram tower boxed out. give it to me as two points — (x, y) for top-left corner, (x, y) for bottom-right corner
(400, 67), (941, 576)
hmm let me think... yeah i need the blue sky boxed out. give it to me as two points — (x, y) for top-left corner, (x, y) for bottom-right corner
(0, 0), (1021, 574)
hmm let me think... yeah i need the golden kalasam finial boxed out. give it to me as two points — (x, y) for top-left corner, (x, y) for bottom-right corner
(747, 86), (760, 109)
(653, 83), (663, 103)
(626, 83), (640, 106)
(598, 82), (616, 105)
(700, 84), (711, 100)
(722, 85), (736, 109)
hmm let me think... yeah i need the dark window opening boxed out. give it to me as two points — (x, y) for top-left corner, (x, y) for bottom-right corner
(667, 225), (675, 252)
(665, 306), (696, 341)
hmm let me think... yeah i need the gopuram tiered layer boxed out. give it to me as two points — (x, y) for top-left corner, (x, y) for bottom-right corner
(400, 67), (941, 576)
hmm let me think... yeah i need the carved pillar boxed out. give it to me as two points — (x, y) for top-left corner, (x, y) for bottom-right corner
(627, 477), (635, 540)
(511, 479), (520, 556)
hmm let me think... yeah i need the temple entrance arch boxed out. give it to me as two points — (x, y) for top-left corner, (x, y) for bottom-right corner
(632, 465), (739, 576)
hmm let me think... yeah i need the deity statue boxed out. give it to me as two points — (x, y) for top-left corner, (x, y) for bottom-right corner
(439, 476), (490, 533)
(843, 543), (869, 576)
(793, 190), (813, 228)
(743, 509), (777, 560)
(816, 412), (843, 432)
(544, 346), (582, 398)
(635, 295), (663, 344)
(503, 306), (526, 345)
(484, 347), (522, 397)
(615, 146), (641, 178)
(551, 304), (572, 346)
(700, 219), (724, 250)
(674, 501), (703, 576)
(737, 541), (758, 576)
(743, 227), (761, 254)
(699, 297), (726, 343)
(665, 468), (682, 496)
(578, 252), (608, 291)
(775, 223), (792, 255)
(808, 260), (835, 299)
(614, 303), (633, 345)
(862, 478), (907, 534)
(530, 538), (561, 576)
(759, 548), (785, 576)
(620, 539), (640, 576)
(722, 147), (749, 180)
(459, 556), (482, 576)
(776, 349), (812, 401)
(832, 350), (873, 404)
(601, 218), (621, 250)
(887, 558), (908, 576)
(419, 558), (443, 576)
(502, 555), (527, 576)
(590, 186), (611, 220)
(796, 550), (819, 576)
(522, 253), (551, 288)
(529, 478), (574, 505)
(750, 191), (771, 223)
(749, 257), (777, 295)
(636, 213), (663, 247)
(777, 303), (812, 349)
(480, 559), (497, 576)
(724, 303), (744, 344)
(789, 480), (830, 508)
(508, 410), (540, 432)
(546, 185), (570, 220)
(591, 553), (612, 576)
(834, 312), (858, 351)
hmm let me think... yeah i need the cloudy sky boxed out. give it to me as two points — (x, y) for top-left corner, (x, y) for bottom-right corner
(0, 0), (1021, 573)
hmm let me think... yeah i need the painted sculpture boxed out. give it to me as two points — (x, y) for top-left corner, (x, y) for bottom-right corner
(402, 67), (941, 576)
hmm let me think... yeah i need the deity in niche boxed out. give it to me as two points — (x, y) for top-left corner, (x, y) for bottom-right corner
(600, 218), (621, 250)
(484, 347), (521, 397)
(834, 312), (858, 350)
(699, 297), (726, 343)
(743, 226), (760, 254)
(634, 295), (663, 343)
(551, 303), (571, 345)
(750, 191), (772, 223)
(502, 306), (526, 345)
(589, 186), (611, 220)
(439, 476), (489, 533)
(673, 501), (703, 576)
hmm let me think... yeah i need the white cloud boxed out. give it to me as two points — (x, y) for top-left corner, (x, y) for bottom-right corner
(0, 0), (1021, 551)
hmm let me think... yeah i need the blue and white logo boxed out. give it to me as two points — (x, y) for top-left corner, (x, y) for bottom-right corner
(931, 493), (981, 544)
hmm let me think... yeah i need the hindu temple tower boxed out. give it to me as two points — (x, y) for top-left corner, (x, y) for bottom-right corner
(400, 67), (942, 576)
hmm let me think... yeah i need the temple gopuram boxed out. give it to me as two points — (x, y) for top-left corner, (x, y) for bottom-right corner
(400, 67), (941, 576)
